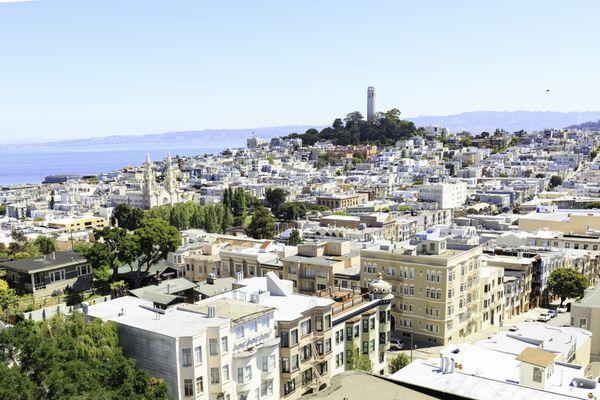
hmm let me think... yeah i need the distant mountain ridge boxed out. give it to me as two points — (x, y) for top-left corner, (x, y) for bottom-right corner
(0, 126), (323, 149)
(565, 120), (600, 131)
(407, 111), (600, 134)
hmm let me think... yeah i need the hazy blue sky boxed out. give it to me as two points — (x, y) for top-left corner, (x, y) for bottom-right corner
(1, 0), (599, 143)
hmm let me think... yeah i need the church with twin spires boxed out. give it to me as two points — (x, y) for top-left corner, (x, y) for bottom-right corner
(110, 152), (190, 210)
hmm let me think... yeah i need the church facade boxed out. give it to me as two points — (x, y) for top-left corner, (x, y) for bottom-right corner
(110, 153), (191, 210)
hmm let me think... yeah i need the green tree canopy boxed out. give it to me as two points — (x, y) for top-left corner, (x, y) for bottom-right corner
(389, 353), (410, 373)
(286, 109), (416, 146)
(265, 187), (288, 218)
(114, 204), (145, 231)
(287, 229), (302, 246)
(131, 218), (181, 288)
(547, 268), (589, 306)
(32, 235), (57, 255)
(549, 175), (563, 188)
(0, 313), (168, 400)
(246, 207), (276, 240)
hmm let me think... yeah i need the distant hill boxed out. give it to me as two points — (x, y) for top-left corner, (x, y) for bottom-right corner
(1, 126), (323, 149)
(407, 111), (600, 133)
(565, 120), (600, 131)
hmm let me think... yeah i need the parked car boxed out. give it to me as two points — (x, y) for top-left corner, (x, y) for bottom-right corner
(547, 309), (557, 318)
(537, 313), (551, 322)
(508, 326), (519, 332)
(390, 338), (404, 351)
(557, 306), (568, 313)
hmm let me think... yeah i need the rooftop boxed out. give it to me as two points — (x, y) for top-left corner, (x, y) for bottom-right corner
(299, 370), (440, 400)
(516, 347), (557, 368)
(85, 296), (228, 338)
(181, 297), (274, 325)
(0, 251), (86, 274)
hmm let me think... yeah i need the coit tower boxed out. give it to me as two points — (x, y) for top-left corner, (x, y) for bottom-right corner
(367, 86), (375, 121)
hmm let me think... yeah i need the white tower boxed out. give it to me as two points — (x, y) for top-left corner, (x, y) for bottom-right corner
(367, 86), (376, 122)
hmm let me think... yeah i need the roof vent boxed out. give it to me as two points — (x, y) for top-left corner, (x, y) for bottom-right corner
(207, 305), (216, 318)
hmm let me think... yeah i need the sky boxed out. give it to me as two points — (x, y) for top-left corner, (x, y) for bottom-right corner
(1, 0), (599, 143)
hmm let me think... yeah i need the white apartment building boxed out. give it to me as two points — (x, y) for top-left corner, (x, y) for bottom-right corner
(85, 295), (279, 400)
(417, 182), (468, 209)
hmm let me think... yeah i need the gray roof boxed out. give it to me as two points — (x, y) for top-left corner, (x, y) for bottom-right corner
(129, 278), (197, 305)
(0, 251), (86, 274)
(194, 277), (236, 297)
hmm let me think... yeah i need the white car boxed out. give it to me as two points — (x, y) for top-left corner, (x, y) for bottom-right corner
(557, 306), (568, 313)
(390, 338), (404, 351)
(537, 313), (551, 322)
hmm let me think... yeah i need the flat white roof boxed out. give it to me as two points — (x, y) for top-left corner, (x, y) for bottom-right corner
(85, 296), (228, 338)
(231, 276), (334, 322)
(390, 343), (596, 400)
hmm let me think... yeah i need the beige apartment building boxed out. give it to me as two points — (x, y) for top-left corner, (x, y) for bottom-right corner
(282, 240), (358, 294)
(361, 238), (484, 346)
(518, 209), (600, 234)
(48, 215), (108, 233)
(315, 194), (365, 210)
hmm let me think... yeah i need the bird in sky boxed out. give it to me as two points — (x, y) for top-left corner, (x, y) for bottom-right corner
(546, 89), (551, 93)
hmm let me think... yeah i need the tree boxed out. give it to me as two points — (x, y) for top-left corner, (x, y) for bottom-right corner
(0, 205), (6, 216)
(389, 353), (410, 373)
(547, 268), (589, 306)
(0, 313), (168, 400)
(0, 278), (18, 321)
(246, 207), (276, 240)
(232, 188), (247, 217)
(114, 204), (144, 231)
(346, 343), (372, 372)
(265, 188), (288, 217)
(131, 218), (181, 288)
(549, 175), (563, 188)
(332, 118), (344, 130)
(287, 229), (302, 246)
(33, 235), (57, 255)
(79, 227), (137, 284)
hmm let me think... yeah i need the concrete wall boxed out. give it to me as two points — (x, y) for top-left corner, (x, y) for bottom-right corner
(118, 324), (180, 400)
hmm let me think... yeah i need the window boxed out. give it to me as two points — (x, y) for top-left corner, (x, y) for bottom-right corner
(370, 317), (375, 330)
(211, 367), (220, 384)
(325, 338), (331, 353)
(300, 344), (312, 362)
(362, 318), (369, 332)
(195, 377), (203, 394)
(533, 367), (543, 383)
(281, 357), (290, 373)
(237, 367), (244, 383)
(362, 341), (369, 354)
(335, 352), (344, 367)
(291, 355), (299, 371)
(261, 379), (274, 397)
(184, 379), (193, 397)
(580, 318), (587, 328)
(221, 336), (229, 353)
(222, 365), (229, 382)
(315, 316), (323, 331)
(290, 329), (298, 346)
(300, 319), (312, 336)
(194, 346), (203, 365)
(346, 326), (353, 340)
(209, 338), (218, 356)
(370, 339), (375, 351)
(325, 314), (331, 328)
(280, 331), (289, 347)
(262, 354), (276, 372)
(284, 379), (296, 396)
(234, 325), (244, 339)
(182, 348), (192, 367)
